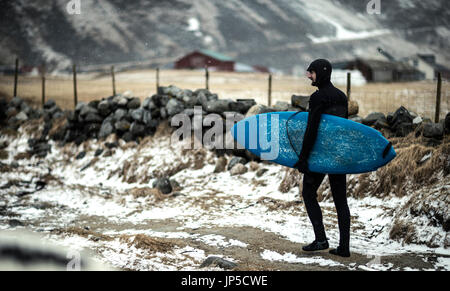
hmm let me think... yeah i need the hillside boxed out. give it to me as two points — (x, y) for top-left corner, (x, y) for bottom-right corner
(0, 0), (449, 72)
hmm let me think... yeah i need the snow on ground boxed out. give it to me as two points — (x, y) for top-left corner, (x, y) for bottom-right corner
(0, 126), (449, 270)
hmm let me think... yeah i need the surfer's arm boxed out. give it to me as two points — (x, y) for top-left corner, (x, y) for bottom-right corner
(298, 98), (325, 162)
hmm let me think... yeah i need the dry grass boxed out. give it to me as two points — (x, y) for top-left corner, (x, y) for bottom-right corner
(278, 168), (302, 193)
(355, 135), (450, 197)
(1, 69), (448, 120)
(120, 234), (178, 252)
(257, 196), (303, 212)
(52, 227), (114, 242)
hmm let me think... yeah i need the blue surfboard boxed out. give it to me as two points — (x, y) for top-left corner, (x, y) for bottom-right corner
(230, 112), (396, 174)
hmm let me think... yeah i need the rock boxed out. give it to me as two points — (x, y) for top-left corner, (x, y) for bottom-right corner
(142, 110), (152, 126)
(166, 85), (183, 99)
(423, 122), (444, 139)
(121, 131), (134, 142)
(374, 119), (390, 130)
(75, 102), (86, 113)
(0, 140), (9, 149)
(160, 107), (168, 119)
(412, 116), (423, 125)
(105, 142), (118, 149)
(94, 148), (104, 157)
(9, 96), (23, 108)
(15, 111), (28, 121)
(113, 95), (128, 107)
(114, 120), (131, 132)
(20, 102), (32, 115)
(28, 141), (51, 158)
(130, 108), (144, 122)
(80, 105), (98, 117)
(8, 219), (24, 227)
(99, 122), (114, 139)
(152, 177), (172, 194)
(395, 122), (414, 137)
(256, 168), (268, 177)
(151, 94), (170, 107)
(348, 100), (359, 116)
(84, 113), (103, 123)
(390, 106), (414, 127)
(363, 112), (386, 126)
(227, 156), (247, 171)
(349, 115), (363, 123)
(98, 100), (111, 116)
(213, 157), (227, 173)
(182, 91), (197, 107)
(200, 256), (237, 270)
(127, 97), (141, 109)
(114, 108), (128, 120)
(204, 99), (232, 114)
(273, 101), (290, 111)
(6, 107), (17, 118)
(122, 91), (134, 98)
(130, 122), (145, 136)
(52, 111), (64, 119)
(229, 99), (256, 114)
(166, 98), (185, 116)
(75, 151), (86, 160)
(141, 97), (151, 109)
(88, 100), (100, 109)
(291, 95), (309, 110)
(245, 104), (276, 117)
(248, 161), (259, 171)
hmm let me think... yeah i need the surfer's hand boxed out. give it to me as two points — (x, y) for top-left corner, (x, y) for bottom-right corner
(294, 158), (309, 173)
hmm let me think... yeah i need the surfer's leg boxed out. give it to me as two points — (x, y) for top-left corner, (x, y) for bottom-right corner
(302, 172), (327, 242)
(329, 174), (350, 253)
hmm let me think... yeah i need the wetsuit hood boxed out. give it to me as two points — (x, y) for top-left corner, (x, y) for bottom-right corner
(307, 59), (332, 88)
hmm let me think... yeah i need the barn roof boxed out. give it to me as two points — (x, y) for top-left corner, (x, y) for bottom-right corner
(357, 58), (417, 71)
(198, 49), (234, 62)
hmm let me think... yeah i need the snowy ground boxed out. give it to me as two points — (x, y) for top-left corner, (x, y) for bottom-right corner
(0, 124), (449, 271)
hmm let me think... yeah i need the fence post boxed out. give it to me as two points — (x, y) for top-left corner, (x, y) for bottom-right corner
(268, 74), (272, 107)
(41, 65), (46, 108)
(435, 72), (442, 123)
(205, 66), (209, 90)
(346, 72), (351, 100)
(13, 58), (19, 97)
(73, 64), (78, 108)
(111, 65), (116, 96)
(156, 67), (160, 93)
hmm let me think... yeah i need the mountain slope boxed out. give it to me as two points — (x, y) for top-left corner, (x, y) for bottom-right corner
(0, 0), (449, 72)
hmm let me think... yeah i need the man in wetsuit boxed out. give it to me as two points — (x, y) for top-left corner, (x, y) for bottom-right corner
(294, 59), (351, 257)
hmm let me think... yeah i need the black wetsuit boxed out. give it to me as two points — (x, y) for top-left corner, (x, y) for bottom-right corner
(295, 59), (350, 251)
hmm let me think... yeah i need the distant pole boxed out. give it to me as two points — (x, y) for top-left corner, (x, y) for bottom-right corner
(435, 72), (442, 123)
(13, 58), (19, 97)
(205, 66), (209, 90)
(73, 64), (78, 108)
(156, 67), (160, 93)
(268, 74), (272, 107)
(346, 72), (351, 100)
(111, 65), (116, 96)
(41, 65), (46, 108)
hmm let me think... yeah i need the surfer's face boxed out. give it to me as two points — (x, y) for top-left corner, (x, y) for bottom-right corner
(306, 70), (316, 83)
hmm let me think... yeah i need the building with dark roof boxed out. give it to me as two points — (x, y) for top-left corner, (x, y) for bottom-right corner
(174, 49), (235, 71)
(344, 58), (423, 82)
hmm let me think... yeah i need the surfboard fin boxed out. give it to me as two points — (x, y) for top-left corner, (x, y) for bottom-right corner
(382, 142), (392, 159)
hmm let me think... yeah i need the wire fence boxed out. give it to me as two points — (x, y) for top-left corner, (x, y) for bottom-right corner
(1, 65), (449, 122)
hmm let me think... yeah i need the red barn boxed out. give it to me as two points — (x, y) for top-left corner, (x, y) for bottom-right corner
(174, 50), (235, 71)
